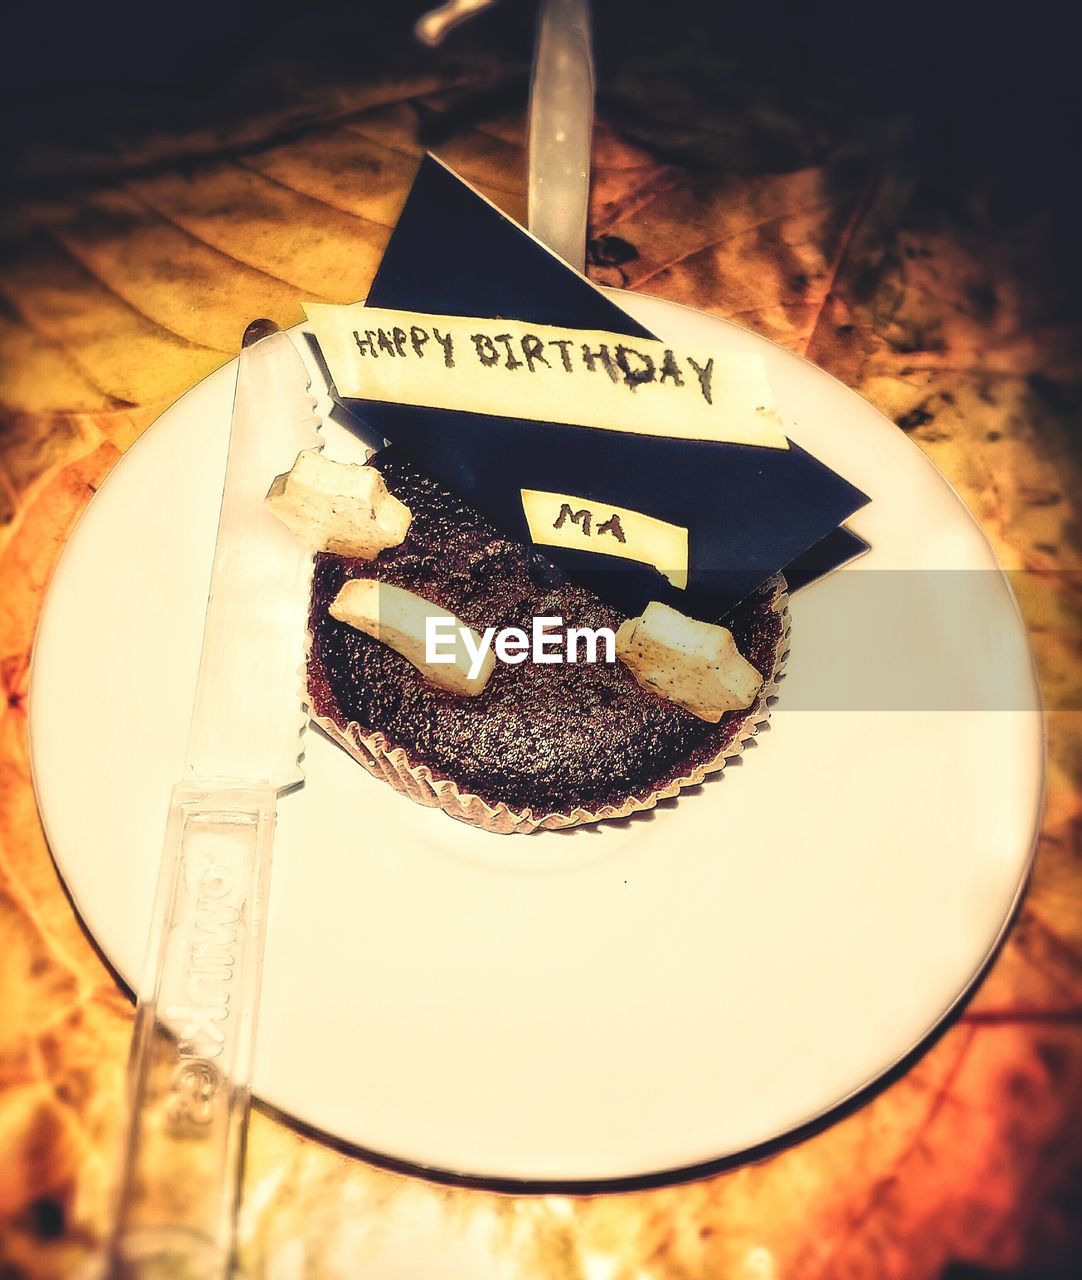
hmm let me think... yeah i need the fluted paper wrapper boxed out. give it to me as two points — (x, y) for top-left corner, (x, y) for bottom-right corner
(309, 578), (790, 835)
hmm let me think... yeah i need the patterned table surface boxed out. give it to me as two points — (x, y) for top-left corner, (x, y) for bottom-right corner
(1, 7), (1079, 1277)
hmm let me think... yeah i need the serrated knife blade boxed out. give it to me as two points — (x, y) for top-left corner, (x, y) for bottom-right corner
(104, 322), (321, 1280)
(185, 327), (321, 789)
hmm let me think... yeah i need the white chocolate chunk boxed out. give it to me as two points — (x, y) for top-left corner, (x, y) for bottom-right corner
(330, 579), (495, 697)
(616, 601), (763, 722)
(266, 449), (411, 558)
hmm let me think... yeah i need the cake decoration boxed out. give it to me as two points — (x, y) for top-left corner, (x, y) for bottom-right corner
(307, 155), (871, 619)
(304, 305), (789, 451)
(520, 487), (690, 590)
(266, 449), (411, 558)
(615, 603), (763, 722)
(330, 578), (495, 697)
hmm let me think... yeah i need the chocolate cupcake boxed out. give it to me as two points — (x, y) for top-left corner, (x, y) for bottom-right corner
(303, 448), (789, 834)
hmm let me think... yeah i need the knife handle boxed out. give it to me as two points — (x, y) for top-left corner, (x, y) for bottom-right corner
(108, 781), (277, 1280)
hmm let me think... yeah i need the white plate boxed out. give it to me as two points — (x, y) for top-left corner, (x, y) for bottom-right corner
(29, 292), (1042, 1186)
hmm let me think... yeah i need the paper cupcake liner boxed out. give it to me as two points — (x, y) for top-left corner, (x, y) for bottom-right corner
(310, 577), (790, 836)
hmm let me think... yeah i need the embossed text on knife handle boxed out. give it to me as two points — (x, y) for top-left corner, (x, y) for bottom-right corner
(109, 782), (276, 1280)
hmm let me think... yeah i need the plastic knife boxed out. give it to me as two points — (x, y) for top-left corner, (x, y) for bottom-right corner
(106, 321), (321, 1280)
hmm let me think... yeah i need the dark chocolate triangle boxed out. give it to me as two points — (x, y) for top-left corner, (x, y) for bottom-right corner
(369, 155), (654, 338)
(334, 155), (870, 616)
(781, 525), (870, 593)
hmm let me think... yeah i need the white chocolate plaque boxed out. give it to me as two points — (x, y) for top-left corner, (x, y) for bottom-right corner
(305, 303), (788, 451)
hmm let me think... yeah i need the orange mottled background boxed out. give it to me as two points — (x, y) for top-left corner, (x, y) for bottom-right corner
(1, 2), (1080, 1277)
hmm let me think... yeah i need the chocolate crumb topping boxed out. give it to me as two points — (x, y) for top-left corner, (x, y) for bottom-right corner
(307, 448), (784, 816)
